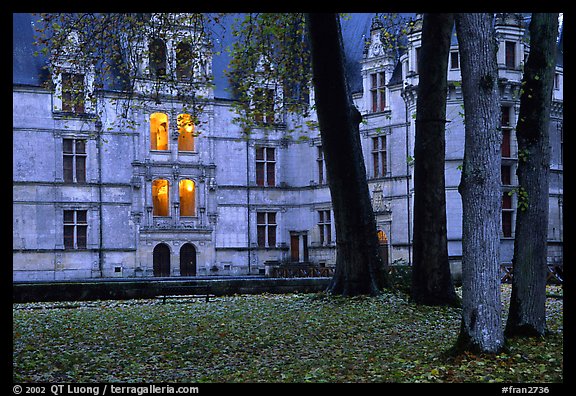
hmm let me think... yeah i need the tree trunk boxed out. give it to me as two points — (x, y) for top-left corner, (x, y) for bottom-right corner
(411, 13), (460, 307)
(505, 13), (559, 338)
(307, 13), (387, 296)
(453, 13), (505, 354)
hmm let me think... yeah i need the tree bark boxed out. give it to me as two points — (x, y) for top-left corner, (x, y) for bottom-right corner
(453, 13), (505, 354)
(505, 13), (559, 338)
(411, 13), (460, 307)
(307, 13), (387, 296)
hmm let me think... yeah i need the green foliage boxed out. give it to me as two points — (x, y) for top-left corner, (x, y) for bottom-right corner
(225, 13), (312, 136)
(13, 285), (562, 383)
(32, 13), (216, 129)
(508, 186), (529, 212)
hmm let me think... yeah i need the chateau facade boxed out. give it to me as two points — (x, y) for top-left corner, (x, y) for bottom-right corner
(13, 13), (563, 281)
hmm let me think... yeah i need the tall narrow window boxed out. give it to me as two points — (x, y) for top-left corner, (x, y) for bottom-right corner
(450, 51), (459, 69)
(177, 113), (195, 152)
(318, 210), (332, 246)
(64, 210), (87, 249)
(63, 138), (86, 183)
(179, 179), (196, 217)
(502, 193), (513, 237)
(176, 42), (193, 81)
(152, 179), (170, 216)
(501, 164), (512, 185)
(254, 88), (275, 124)
(317, 146), (326, 184)
(501, 106), (512, 158)
(150, 113), (169, 151)
(415, 46), (421, 73)
(257, 212), (276, 248)
(559, 124), (563, 166)
(370, 72), (386, 113)
(372, 135), (387, 177)
(61, 73), (85, 113)
(256, 146), (276, 187)
(149, 38), (167, 77)
(505, 41), (516, 69)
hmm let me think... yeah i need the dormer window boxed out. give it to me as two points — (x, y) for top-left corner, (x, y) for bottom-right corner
(176, 41), (193, 81)
(370, 72), (386, 113)
(254, 88), (275, 124)
(505, 41), (516, 69)
(149, 38), (167, 77)
(61, 73), (85, 113)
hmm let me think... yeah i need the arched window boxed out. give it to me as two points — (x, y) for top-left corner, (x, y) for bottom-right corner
(176, 41), (193, 81)
(150, 112), (169, 151)
(179, 179), (196, 217)
(377, 230), (388, 245)
(177, 113), (195, 152)
(152, 179), (170, 216)
(149, 38), (167, 77)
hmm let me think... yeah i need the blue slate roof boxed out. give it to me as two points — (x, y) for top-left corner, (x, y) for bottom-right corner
(13, 13), (563, 99)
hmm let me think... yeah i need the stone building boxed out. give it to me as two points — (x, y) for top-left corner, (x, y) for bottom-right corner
(13, 13), (563, 281)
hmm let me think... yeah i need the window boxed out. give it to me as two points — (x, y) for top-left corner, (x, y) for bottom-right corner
(64, 210), (87, 249)
(501, 165), (512, 185)
(177, 113), (195, 152)
(505, 41), (516, 69)
(152, 179), (170, 216)
(150, 113), (169, 151)
(149, 38), (167, 77)
(502, 193), (513, 237)
(372, 135), (387, 177)
(450, 51), (459, 69)
(318, 210), (332, 246)
(254, 88), (275, 124)
(179, 179), (196, 217)
(256, 146), (276, 187)
(560, 124), (563, 165)
(176, 42), (193, 81)
(501, 106), (512, 158)
(370, 72), (386, 113)
(61, 73), (85, 113)
(554, 73), (561, 90)
(257, 212), (276, 248)
(415, 46), (421, 73)
(317, 146), (326, 184)
(63, 138), (86, 183)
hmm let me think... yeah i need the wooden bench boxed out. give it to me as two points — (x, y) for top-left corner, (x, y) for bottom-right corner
(157, 285), (214, 303)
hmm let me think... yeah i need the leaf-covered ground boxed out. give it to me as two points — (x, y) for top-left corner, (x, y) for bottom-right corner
(13, 285), (563, 383)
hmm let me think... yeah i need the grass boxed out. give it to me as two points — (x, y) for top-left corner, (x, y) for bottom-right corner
(13, 284), (563, 383)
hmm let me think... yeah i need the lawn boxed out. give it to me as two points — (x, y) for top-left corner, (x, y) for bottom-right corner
(13, 285), (563, 383)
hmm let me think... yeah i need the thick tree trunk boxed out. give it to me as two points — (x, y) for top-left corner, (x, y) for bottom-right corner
(505, 13), (559, 338)
(411, 13), (460, 307)
(307, 13), (387, 296)
(453, 13), (505, 354)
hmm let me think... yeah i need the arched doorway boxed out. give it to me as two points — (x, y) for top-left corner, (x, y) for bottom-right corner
(180, 243), (197, 276)
(377, 230), (389, 266)
(153, 243), (171, 277)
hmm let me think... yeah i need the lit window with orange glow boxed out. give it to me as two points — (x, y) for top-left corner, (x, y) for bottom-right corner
(152, 179), (170, 216)
(178, 114), (195, 152)
(179, 179), (196, 217)
(377, 230), (388, 245)
(150, 113), (169, 151)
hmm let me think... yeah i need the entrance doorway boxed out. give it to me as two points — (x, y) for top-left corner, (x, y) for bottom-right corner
(153, 243), (171, 276)
(290, 232), (309, 263)
(180, 243), (197, 276)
